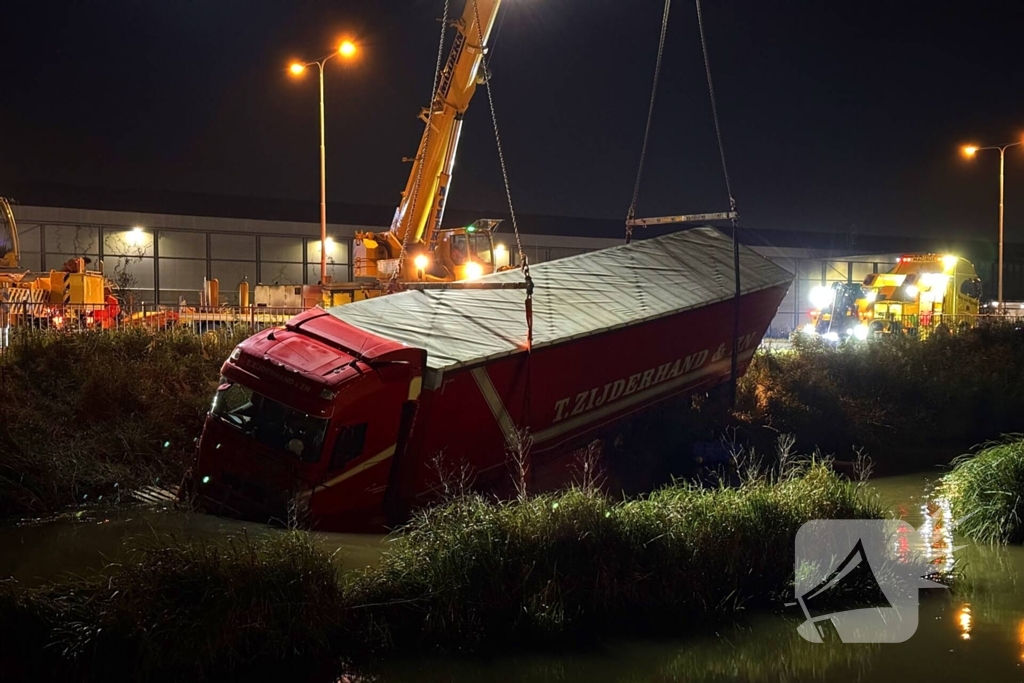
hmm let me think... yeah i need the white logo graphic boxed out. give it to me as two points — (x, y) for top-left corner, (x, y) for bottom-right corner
(793, 519), (955, 643)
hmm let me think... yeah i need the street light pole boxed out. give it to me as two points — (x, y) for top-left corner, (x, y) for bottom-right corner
(290, 40), (358, 287)
(963, 140), (1023, 308)
(318, 60), (328, 285)
(999, 146), (1006, 306)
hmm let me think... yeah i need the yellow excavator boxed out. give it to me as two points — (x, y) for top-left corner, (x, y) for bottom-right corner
(324, 0), (505, 306)
(0, 196), (115, 327)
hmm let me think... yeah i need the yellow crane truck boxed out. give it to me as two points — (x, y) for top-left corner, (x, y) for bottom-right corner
(324, 0), (505, 306)
(805, 253), (983, 340)
(862, 254), (982, 336)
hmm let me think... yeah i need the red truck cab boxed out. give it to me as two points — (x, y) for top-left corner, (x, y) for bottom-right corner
(191, 309), (423, 530)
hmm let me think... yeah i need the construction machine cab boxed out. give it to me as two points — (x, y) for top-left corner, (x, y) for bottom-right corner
(810, 281), (868, 335)
(432, 220), (499, 281)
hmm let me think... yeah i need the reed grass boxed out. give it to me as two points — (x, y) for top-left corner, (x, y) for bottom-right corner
(1, 459), (879, 680)
(939, 437), (1024, 544)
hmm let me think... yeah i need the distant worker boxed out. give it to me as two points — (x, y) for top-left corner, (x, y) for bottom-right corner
(61, 256), (93, 273)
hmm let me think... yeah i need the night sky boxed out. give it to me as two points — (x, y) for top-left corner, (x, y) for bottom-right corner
(2, 0), (1023, 239)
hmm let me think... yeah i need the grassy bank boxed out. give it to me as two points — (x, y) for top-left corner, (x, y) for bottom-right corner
(0, 328), (246, 515)
(737, 325), (1024, 458)
(4, 322), (1024, 517)
(0, 461), (879, 681)
(4, 324), (1023, 516)
(939, 437), (1024, 544)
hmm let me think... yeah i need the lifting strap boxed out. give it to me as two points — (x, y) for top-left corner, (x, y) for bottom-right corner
(471, 0), (535, 441)
(695, 0), (742, 404)
(624, 0), (744, 404)
(471, 0), (534, 350)
(625, 0), (672, 244)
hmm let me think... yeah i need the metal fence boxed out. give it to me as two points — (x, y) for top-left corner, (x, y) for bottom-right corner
(814, 311), (1024, 341)
(0, 302), (307, 342)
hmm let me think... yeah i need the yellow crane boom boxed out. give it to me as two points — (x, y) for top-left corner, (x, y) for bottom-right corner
(348, 0), (503, 294)
(391, 0), (500, 247)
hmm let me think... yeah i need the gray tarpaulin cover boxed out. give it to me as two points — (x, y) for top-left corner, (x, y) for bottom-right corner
(327, 227), (792, 380)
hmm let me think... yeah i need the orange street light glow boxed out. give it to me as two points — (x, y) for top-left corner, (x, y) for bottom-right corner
(962, 145), (979, 157)
(339, 40), (357, 58)
(289, 63), (306, 75)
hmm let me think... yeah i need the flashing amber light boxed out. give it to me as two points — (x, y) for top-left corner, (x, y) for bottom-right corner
(962, 145), (979, 157)
(464, 261), (484, 281)
(942, 254), (959, 271)
(339, 40), (357, 58)
(289, 63), (306, 76)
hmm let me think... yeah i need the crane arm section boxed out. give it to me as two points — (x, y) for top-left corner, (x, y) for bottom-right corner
(389, 0), (501, 248)
(0, 197), (20, 270)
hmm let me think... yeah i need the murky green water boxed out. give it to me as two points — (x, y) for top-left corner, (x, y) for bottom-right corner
(0, 503), (385, 585)
(4, 474), (1024, 681)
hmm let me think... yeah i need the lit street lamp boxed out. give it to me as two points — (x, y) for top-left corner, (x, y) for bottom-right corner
(962, 140), (1024, 307)
(290, 39), (358, 285)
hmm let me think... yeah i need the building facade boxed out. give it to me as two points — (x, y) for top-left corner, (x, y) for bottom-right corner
(10, 204), (619, 308)
(10, 202), (1022, 337)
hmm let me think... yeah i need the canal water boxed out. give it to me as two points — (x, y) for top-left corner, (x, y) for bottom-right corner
(4, 473), (1024, 682)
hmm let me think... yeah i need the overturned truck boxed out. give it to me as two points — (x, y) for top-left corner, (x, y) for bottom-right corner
(189, 227), (792, 530)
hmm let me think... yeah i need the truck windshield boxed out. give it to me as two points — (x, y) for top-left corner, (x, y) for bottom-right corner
(211, 381), (327, 463)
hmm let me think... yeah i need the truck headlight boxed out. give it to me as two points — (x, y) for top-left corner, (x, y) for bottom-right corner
(464, 261), (484, 281)
(853, 325), (869, 340)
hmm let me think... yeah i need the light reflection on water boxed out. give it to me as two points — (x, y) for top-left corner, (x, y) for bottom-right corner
(6, 474), (1024, 681)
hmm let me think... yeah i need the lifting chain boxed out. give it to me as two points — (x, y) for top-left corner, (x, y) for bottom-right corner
(471, 0), (534, 345)
(625, 0), (672, 244)
(389, 0), (451, 291)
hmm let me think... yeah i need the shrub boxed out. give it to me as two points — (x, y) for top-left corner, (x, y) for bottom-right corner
(0, 327), (247, 515)
(737, 327), (1024, 456)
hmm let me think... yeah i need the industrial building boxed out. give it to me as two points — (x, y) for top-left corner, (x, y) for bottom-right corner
(6, 187), (1022, 337)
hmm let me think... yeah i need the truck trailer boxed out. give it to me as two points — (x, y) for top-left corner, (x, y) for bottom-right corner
(189, 227), (793, 530)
